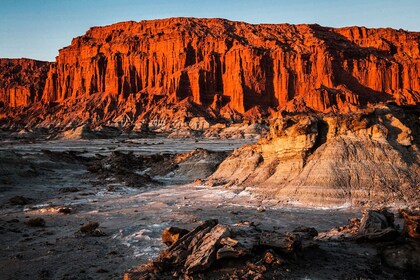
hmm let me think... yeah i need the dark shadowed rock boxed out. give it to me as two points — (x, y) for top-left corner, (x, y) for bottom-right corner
(293, 226), (318, 240)
(79, 221), (99, 233)
(381, 241), (420, 272)
(59, 187), (80, 193)
(259, 232), (301, 254)
(359, 209), (395, 234)
(356, 209), (398, 242)
(25, 217), (45, 227)
(9, 196), (33, 205)
(78, 221), (105, 236)
(58, 207), (71, 214)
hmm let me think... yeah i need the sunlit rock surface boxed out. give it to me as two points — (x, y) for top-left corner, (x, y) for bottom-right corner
(208, 105), (420, 207)
(1, 18), (420, 130)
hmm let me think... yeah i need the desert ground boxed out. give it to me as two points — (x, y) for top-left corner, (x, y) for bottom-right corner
(0, 136), (417, 280)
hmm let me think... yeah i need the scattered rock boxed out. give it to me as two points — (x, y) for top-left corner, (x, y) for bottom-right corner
(25, 217), (46, 227)
(78, 221), (105, 236)
(262, 250), (284, 265)
(356, 227), (399, 243)
(80, 221), (99, 233)
(256, 206), (266, 212)
(292, 226), (318, 240)
(259, 232), (301, 254)
(58, 207), (71, 214)
(9, 196), (33, 205)
(59, 187), (80, 193)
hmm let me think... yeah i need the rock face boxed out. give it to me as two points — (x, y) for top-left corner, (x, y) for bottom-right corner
(402, 211), (420, 239)
(1, 18), (420, 129)
(0, 58), (50, 108)
(208, 105), (420, 207)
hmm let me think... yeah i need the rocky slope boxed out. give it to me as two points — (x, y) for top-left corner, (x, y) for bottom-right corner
(0, 58), (50, 108)
(207, 105), (420, 207)
(1, 18), (420, 131)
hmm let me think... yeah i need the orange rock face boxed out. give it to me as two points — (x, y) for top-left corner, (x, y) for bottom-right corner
(0, 59), (50, 108)
(1, 18), (420, 127)
(42, 19), (420, 112)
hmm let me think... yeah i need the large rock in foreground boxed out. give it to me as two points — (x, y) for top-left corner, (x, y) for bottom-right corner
(124, 220), (301, 279)
(207, 105), (420, 207)
(125, 216), (420, 279)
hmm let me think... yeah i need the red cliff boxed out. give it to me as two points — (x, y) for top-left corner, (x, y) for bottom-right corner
(1, 18), (420, 128)
(0, 58), (50, 108)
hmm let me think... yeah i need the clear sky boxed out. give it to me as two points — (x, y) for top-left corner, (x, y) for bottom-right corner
(1, 0), (419, 62)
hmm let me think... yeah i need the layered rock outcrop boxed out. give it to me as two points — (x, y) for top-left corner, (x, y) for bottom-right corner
(0, 59), (50, 108)
(1, 18), (420, 129)
(42, 18), (420, 112)
(207, 105), (420, 207)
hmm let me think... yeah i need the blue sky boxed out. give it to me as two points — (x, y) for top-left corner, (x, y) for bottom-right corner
(1, 0), (419, 61)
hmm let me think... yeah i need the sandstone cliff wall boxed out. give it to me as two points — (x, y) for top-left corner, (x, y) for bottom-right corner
(0, 58), (50, 108)
(1, 18), (420, 129)
(41, 18), (420, 114)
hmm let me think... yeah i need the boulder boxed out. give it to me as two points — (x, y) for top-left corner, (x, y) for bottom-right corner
(125, 220), (303, 279)
(78, 221), (105, 236)
(25, 217), (46, 227)
(259, 232), (301, 254)
(184, 224), (230, 274)
(356, 209), (398, 242)
(358, 209), (395, 234)
(9, 196), (33, 205)
(293, 226), (318, 240)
